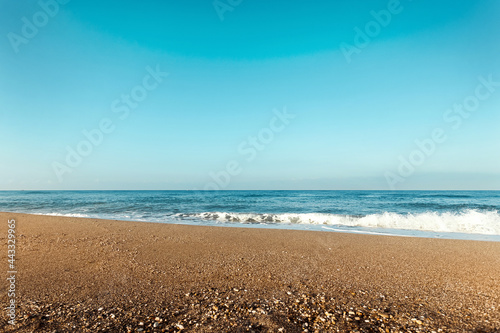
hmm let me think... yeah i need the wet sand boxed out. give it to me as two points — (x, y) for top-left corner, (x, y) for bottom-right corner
(1, 212), (499, 332)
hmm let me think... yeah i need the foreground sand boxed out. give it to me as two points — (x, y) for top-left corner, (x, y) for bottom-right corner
(0, 212), (499, 332)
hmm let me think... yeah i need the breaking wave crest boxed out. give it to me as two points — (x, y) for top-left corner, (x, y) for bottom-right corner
(178, 210), (500, 235)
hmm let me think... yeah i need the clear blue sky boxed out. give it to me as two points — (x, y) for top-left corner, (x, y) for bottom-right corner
(1, 0), (499, 190)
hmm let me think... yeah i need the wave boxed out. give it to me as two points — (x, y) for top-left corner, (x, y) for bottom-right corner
(177, 210), (500, 235)
(39, 212), (91, 218)
(417, 194), (473, 198)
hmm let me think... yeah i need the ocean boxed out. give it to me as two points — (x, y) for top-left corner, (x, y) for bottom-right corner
(1, 190), (499, 241)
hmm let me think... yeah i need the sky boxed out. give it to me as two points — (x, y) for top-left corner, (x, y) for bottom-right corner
(0, 0), (499, 190)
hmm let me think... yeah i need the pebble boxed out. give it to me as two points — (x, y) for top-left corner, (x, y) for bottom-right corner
(13, 287), (494, 332)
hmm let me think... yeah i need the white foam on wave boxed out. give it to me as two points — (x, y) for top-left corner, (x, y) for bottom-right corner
(38, 212), (91, 218)
(181, 210), (500, 235)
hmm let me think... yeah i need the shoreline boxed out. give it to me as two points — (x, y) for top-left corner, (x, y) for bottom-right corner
(2, 210), (500, 243)
(1, 212), (499, 332)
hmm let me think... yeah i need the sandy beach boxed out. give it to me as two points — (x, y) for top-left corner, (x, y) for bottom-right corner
(1, 212), (499, 332)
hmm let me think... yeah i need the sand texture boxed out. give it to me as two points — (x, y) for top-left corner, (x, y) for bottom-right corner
(1, 212), (499, 332)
